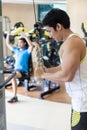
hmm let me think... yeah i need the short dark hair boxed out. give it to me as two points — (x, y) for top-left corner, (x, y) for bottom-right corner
(19, 37), (28, 48)
(42, 8), (70, 30)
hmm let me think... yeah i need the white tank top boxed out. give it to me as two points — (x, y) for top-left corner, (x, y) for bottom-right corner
(62, 34), (87, 112)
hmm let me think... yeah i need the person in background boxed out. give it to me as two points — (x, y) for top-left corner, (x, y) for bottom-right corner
(37, 8), (87, 130)
(6, 33), (33, 103)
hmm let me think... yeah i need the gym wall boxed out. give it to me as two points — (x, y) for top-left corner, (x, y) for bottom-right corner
(2, 3), (36, 56)
(2, 1), (87, 37)
(67, 0), (87, 36)
(2, 3), (36, 29)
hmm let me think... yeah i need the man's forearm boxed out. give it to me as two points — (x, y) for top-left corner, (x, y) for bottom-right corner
(46, 65), (61, 73)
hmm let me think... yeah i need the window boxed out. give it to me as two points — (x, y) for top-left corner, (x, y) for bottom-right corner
(37, 3), (66, 21)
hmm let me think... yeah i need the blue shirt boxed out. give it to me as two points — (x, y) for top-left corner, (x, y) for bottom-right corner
(12, 47), (31, 73)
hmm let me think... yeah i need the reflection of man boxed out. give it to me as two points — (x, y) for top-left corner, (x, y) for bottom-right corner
(38, 8), (87, 130)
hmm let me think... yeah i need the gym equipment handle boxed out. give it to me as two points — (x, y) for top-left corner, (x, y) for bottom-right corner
(0, 71), (16, 88)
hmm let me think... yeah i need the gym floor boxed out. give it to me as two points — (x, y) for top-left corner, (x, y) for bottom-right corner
(6, 90), (71, 130)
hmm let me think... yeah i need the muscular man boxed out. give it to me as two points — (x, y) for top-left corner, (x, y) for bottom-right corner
(38, 8), (87, 130)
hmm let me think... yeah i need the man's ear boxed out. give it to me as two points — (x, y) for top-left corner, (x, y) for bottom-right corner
(56, 23), (62, 31)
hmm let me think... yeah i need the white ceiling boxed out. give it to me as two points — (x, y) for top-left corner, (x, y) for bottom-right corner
(2, 0), (66, 4)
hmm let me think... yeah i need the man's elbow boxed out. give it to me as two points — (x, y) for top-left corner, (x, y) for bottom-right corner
(64, 74), (74, 82)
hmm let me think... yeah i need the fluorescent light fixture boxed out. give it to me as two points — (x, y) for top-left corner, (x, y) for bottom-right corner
(2, 0), (66, 4)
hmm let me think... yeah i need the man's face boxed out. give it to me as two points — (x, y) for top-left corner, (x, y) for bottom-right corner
(18, 39), (26, 49)
(45, 26), (62, 42)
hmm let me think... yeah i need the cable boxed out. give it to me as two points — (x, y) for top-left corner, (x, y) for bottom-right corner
(33, 0), (37, 23)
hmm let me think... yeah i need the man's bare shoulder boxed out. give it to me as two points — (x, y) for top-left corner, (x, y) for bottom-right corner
(63, 35), (85, 51)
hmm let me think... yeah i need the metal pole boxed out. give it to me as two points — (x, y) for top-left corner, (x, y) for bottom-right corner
(0, 0), (6, 130)
(3, 16), (11, 57)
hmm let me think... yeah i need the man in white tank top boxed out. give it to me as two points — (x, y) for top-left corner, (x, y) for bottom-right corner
(36, 8), (87, 130)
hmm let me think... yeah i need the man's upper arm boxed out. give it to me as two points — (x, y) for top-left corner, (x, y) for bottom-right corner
(61, 41), (81, 80)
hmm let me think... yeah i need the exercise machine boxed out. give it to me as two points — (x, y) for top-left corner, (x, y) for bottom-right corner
(81, 21), (87, 46)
